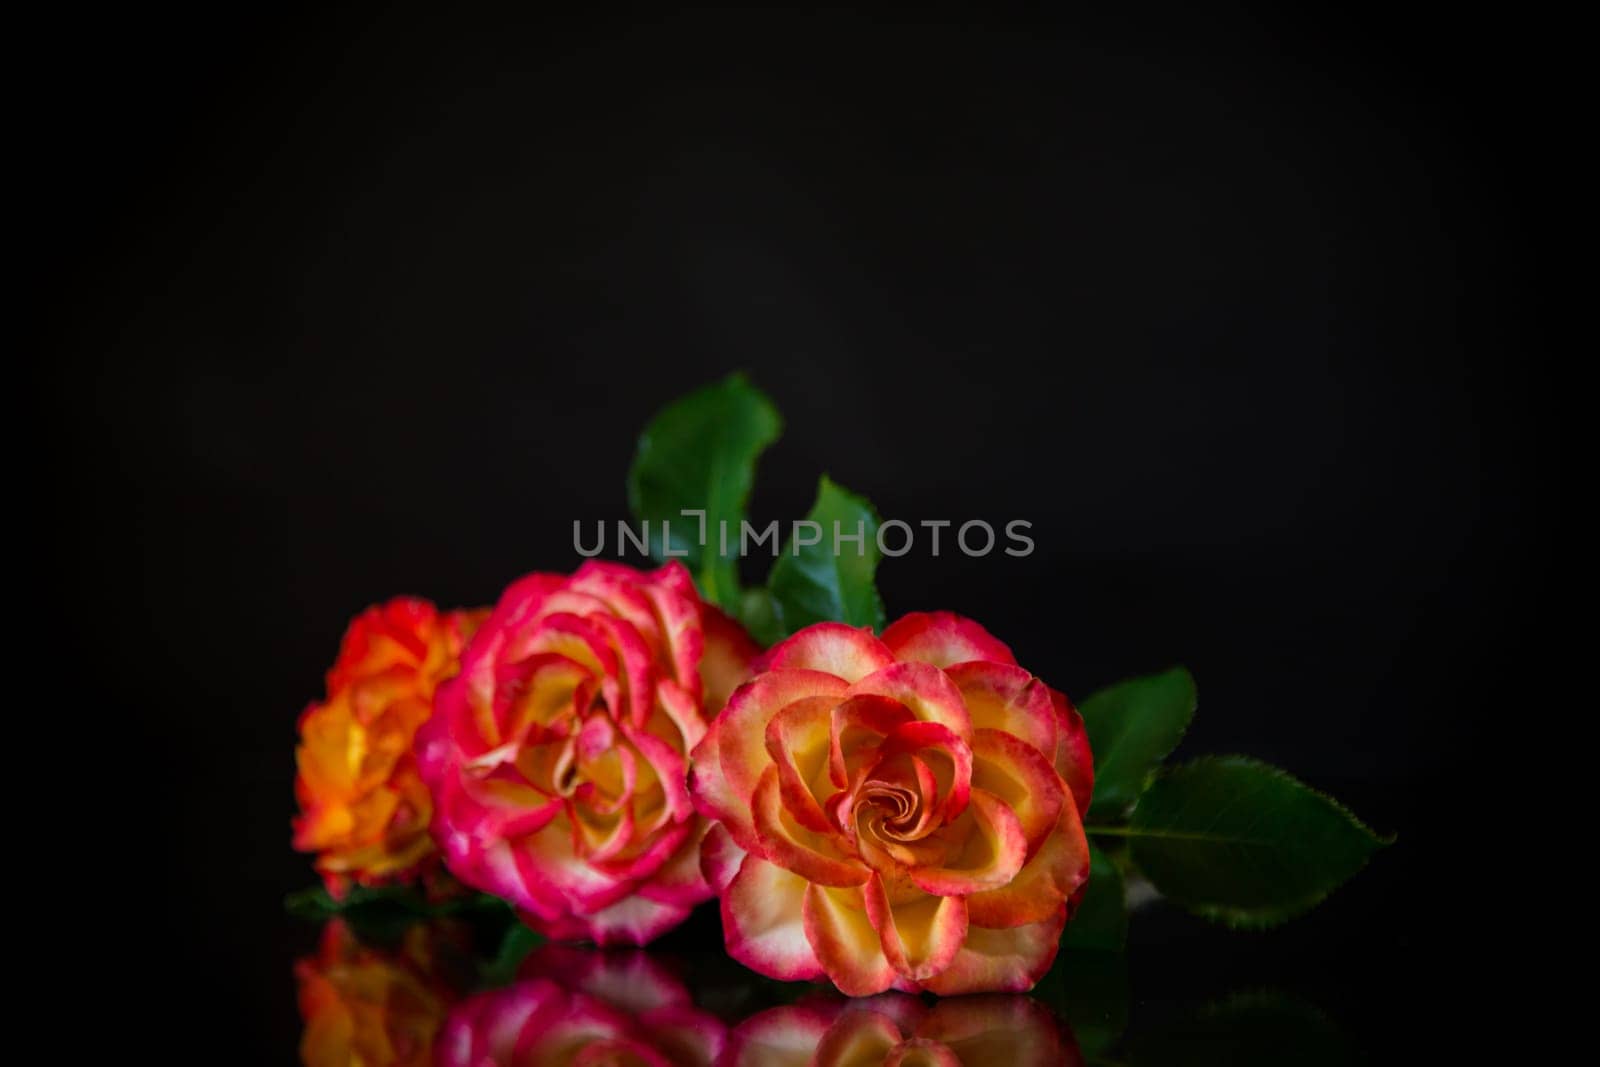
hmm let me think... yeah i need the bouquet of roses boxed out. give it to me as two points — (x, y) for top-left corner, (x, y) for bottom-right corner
(291, 374), (1388, 999)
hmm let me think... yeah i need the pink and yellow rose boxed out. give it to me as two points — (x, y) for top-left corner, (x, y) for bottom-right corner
(293, 598), (486, 895)
(689, 613), (1093, 995)
(417, 561), (757, 946)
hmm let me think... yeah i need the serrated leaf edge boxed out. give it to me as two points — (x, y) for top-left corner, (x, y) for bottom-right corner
(1127, 753), (1393, 929)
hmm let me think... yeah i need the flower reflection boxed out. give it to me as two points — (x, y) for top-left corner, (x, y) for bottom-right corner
(721, 994), (1081, 1067)
(437, 944), (727, 1066)
(297, 921), (1077, 1066)
(294, 919), (469, 1067)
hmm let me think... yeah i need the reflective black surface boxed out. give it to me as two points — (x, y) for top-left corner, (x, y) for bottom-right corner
(279, 831), (1416, 1064)
(287, 909), (1368, 1066)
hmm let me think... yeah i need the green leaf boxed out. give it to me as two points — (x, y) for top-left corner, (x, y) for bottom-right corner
(478, 923), (544, 989)
(737, 586), (784, 648)
(1122, 756), (1391, 927)
(283, 884), (513, 946)
(284, 884), (420, 919)
(626, 373), (782, 611)
(767, 476), (886, 635)
(283, 884), (510, 921)
(1079, 667), (1196, 819)
(1061, 839), (1127, 952)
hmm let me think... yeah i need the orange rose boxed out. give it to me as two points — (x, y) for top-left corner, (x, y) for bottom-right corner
(293, 598), (485, 895)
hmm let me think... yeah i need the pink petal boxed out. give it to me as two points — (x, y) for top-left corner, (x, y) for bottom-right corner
(880, 612), (1017, 668)
(755, 622), (897, 683)
(862, 873), (969, 982)
(803, 882), (898, 996)
(919, 905), (1068, 995)
(722, 853), (825, 982)
(845, 661), (973, 741)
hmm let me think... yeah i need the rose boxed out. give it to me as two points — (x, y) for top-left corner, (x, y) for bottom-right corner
(293, 598), (485, 895)
(720, 993), (1081, 1067)
(417, 561), (757, 946)
(294, 919), (470, 1067)
(689, 613), (1093, 996)
(436, 945), (726, 1066)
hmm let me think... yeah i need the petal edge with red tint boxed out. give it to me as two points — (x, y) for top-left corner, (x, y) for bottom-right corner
(881, 611), (1017, 668)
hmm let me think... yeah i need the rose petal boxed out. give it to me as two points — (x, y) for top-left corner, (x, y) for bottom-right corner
(946, 662), (1058, 760)
(722, 853), (825, 981)
(467, 837), (572, 921)
(647, 558), (699, 602)
(512, 611), (618, 681)
(686, 716), (758, 852)
(829, 694), (918, 790)
(512, 818), (634, 916)
(965, 802), (1089, 928)
(716, 669), (850, 820)
(765, 695), (843, 832)
(591, 816), (693, 884)
(585, 611), (656, 728)
(624, 724), (693, 824)
(919, 905), (1068, 995)
(881, 612), (1017, 668)
(636, 817), (715, 909)
(756, 622), (898, 683)
(753, 766), (870, 887)
(569, 561), (665, 649)
(492, 653), (593, 752)
(471, 572), (567, 655)
(699, 603), (759, 714)
(531, 892), (695, 948)
(906, 789), (1028, 896)
(1049, 687), (1095, 818)
(969, 728), (1064, 852)
(862, 873), (969, 981)
(846, 661), (973, 741)
(699, 820), (746, 895)
(638, 561), (705, 698)
(803, 882), (899, 996)
(873, 720), (975, 824)
(656, 677), (708, 754)
(324, 598), (436, 690)
(572, 796), (636, 864)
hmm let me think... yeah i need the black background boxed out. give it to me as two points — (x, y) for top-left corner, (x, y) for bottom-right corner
(33, 6), (1541, 1062)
